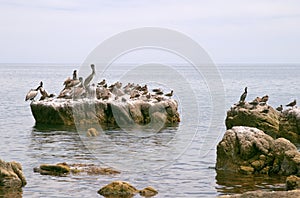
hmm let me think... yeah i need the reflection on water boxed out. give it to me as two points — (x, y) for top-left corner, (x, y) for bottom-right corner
(215, 170), (286, 195)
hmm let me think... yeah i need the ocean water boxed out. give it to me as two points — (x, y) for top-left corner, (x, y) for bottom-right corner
(0, 63), (299, 197)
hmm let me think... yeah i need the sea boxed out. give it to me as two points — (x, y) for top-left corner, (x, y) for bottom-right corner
(0, 63), (299, 197)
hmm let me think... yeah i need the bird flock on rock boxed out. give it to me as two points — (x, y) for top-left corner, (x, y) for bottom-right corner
(25, 64), (174, 102)
(238, 86), (297, 113)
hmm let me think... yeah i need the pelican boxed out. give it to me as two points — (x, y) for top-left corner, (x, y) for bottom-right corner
(84, 64), (96, 88)
(239, 87), (247, 103)
(25, 82), (42, 101)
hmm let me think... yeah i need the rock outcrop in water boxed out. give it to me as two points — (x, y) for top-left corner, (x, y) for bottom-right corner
(97, 181), (158, 197)
(225, 102), (300, 143)
(219, 189), (300, 198)
(216, 126), (300, 176)
(0, 159), (26, 188)
(30, 98), (180, 127)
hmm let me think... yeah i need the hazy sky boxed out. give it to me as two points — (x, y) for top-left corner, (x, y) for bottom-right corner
(1, 0), (300, 63)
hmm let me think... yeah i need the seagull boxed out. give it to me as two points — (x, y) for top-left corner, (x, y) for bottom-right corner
(286, 99), (296, 108)
(25, 82), (43, 101)
(84, 64), (96, 88)
(239, 87), (247, 103)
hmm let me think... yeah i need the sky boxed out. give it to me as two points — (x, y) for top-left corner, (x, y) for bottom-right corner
(0, 0), (300, 64)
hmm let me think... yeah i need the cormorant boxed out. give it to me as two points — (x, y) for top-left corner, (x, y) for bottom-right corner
(286, 99), (296, 107)
(239, 87), (247, 103)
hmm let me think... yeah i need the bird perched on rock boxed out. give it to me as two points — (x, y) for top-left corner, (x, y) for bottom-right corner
(98, 79), (106, 86)
(261, 95), (269, 103)
(165, 90), (173, 98)
(84, 64), (96, 88)
(72, 70), (78, 80)
(25, 82), (43, 101)
(286, 99), (296, 108)
(276, 105), (283, 112)
(239, 87), (247, 103)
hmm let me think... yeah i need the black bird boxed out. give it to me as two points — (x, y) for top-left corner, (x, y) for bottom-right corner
(152, 88), (161, 93)
(165, 90), (173, 98)
(72, 70), (77, 80)
(239, 87), (247, 103)
(276, 105), (283, 112)
(25, 82), (43, 101)
(286, 99), (296, 107)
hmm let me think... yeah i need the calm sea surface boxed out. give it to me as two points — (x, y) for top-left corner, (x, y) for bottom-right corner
(0, 63), (299, 197)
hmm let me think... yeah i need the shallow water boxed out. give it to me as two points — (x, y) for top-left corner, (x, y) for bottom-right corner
(0, 63), (299, 197)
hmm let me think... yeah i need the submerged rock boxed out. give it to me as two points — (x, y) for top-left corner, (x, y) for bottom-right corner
(30, 98), (180, 127)
(226, 103), (300, 142)
(139, 186), (158, 197)
(216, 126), (300, 176)
(34, 162), (120, 176)
(34, 162), (70, 176)
(0, 159), (26, 188)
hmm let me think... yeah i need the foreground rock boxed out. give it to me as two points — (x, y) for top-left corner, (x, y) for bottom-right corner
(30, 98), (180, 127)
(286, 175), (300, 190)
(225, 103), (300, 142)
(0, 159), (26, 188)
(34, 162), (120, 176)
(219, 189), (300, 198)
(98, 181), (158, 197)
(216, 126), (300, 176)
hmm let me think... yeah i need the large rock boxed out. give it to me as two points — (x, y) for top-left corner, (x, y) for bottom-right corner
(226, 103), (300, 142)
(97, 181), (138, 197)
(30, 98), (180, 127)
(216, 126), (300, 176)
(225, 103), (280, 138)
(0, 159), (26, 188)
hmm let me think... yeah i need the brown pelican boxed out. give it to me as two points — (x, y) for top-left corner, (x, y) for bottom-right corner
(165, 90), (173, 97)
(286, 99), (296, 107)
(71, 77), (85, 99)
(276, 105), (283, 112)
(239, 87), (247, 103)
(25, 82), (42, 101)
(84, 64), (96, 88)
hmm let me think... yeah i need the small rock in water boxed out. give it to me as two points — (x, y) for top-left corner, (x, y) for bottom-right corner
(286, 175), (300, 190)
(98, 181), (138, 197)
(0, 159), (27, 188)
(86, 128), (99, 137)
(34, 162), (70, 176)
(139, 186), (158, 197)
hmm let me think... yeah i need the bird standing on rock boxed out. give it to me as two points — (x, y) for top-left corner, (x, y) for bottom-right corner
(25, 82), (43, 101)
(239, 87), (247, 103)
(260, 95), (269, 103)
(276, 105), (283, 112)
(84, 64), (96, 88)
(286, 99), (296, 108)
(165, 90), (173, 98)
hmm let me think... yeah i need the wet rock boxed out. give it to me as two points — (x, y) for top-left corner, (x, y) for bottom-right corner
(0, 159), (26, 188)
(219, 189), (300, 198)
(286, 175), (300, 190)
(34, 162), (70, 176)
(34, 163), (120, 176)
(139, 186), (158, 197)
(30, 98), (180, 127)
(226, 104), (300, 143)
(216, 126), (300, 176)
(98, 181), (138, 197)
